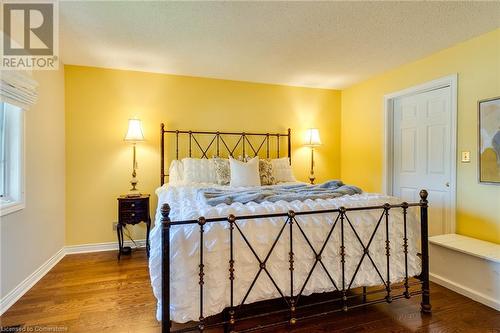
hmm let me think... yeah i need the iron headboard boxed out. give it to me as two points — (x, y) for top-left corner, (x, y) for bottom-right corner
(160, 124), (291, 185)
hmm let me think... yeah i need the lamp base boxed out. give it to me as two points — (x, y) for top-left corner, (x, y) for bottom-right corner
(309, 147), (316, 185)
(128, 176), (140, 197)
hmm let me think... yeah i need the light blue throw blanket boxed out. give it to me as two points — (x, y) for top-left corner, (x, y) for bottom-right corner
(200, 180), (362, 206)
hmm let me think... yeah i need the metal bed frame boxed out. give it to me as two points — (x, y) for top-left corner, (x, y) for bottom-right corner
(159, 124), (431, 332)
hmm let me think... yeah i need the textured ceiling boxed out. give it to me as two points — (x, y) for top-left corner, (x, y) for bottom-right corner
(60, 1), (500, 89)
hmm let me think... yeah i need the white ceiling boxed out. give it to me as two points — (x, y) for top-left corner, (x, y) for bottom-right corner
(60, 1), (500, 89)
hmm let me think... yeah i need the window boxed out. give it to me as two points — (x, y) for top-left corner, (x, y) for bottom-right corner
(0, 101), (24, 216)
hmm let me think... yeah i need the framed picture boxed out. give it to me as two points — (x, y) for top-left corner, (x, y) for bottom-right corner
(478, 96), (500, 184)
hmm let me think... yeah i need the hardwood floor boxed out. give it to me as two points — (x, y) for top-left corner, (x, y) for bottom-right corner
(1, 249), (498, 332)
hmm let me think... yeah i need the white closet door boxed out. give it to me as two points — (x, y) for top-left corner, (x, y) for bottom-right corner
(393, 86), (452, 236)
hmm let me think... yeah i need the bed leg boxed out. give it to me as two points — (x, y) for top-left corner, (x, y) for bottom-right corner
(223, 308), (232, 333)
(419, 190), (432, 314)
(162, 204), (172, 333)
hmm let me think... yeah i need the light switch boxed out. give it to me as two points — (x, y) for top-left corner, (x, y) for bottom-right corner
(461, 151), (471, 163)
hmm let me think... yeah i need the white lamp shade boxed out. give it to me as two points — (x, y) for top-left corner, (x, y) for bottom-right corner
(304, 128), (321, 147)
(124, 119), (145, 142)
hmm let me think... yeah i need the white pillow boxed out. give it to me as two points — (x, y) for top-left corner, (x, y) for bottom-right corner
(182, 158), (217, 184)
(229, 156), (261, 187)
(271, 157), (296, 183)
(168, 160), (184, 184)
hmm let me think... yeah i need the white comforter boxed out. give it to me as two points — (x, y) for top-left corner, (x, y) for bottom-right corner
(149, 183), (421, 323)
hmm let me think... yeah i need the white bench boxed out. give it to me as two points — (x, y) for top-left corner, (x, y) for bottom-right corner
(429, 233), (499, 310)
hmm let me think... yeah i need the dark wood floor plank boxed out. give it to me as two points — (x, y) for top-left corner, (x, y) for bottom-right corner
(1, 249), (499, 332)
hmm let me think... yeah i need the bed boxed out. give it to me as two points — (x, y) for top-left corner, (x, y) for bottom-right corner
(151, 125), (431, 332)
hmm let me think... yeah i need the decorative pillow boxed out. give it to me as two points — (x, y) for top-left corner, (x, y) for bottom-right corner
(213, 158), (230, 185)
(181, 158), (217, 184)
(271, 157), (296, 183)
(259, 159), (275, 185)
(229, 157), (261, 187)
(168, 160), (184, 184)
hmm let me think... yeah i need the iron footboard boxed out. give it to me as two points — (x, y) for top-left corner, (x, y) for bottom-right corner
(161, 190), (431, 333)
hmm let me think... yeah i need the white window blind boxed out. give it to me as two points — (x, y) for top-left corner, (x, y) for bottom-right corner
(0, 71), (38, 109)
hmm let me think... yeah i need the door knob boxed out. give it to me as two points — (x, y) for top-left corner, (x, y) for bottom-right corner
(445, 182), (450, 187)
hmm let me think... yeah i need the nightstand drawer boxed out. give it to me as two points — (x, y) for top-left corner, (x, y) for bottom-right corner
(119, 200), (147, 211)
(119, 210), (148, 224)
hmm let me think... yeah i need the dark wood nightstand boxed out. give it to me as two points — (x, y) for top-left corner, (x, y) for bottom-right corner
(117, 194), (151, 259)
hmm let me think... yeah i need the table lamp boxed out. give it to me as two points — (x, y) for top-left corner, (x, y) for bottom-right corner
(124, 118), (145, 196)
(304, 128), (321, 184)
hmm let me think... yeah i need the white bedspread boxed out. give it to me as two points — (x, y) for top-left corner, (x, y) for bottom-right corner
(149, 183), (421, 323)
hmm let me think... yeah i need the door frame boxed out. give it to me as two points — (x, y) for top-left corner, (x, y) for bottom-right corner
(382, 74), (458, 233)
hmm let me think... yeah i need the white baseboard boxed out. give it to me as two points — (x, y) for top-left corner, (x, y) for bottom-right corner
(0, 247), (65, 316)
(64, 239), (146, 255)
(430, 272), (500, 311)
(1, 239), (147, 315)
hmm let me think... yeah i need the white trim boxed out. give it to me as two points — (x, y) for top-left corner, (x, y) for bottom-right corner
(0, 247), (65, 315)
(0, 104), (25, 217)
(382, 74), (458, 234)
(0, 201), (25, 216)
(64, 240), (146, 255)
(430, 272), (500, 311)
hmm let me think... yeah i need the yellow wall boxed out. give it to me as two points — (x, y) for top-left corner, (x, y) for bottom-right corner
(341, 29), (500, 243)
(66, 28), (500, 246)
(65, 65), (341, 245)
